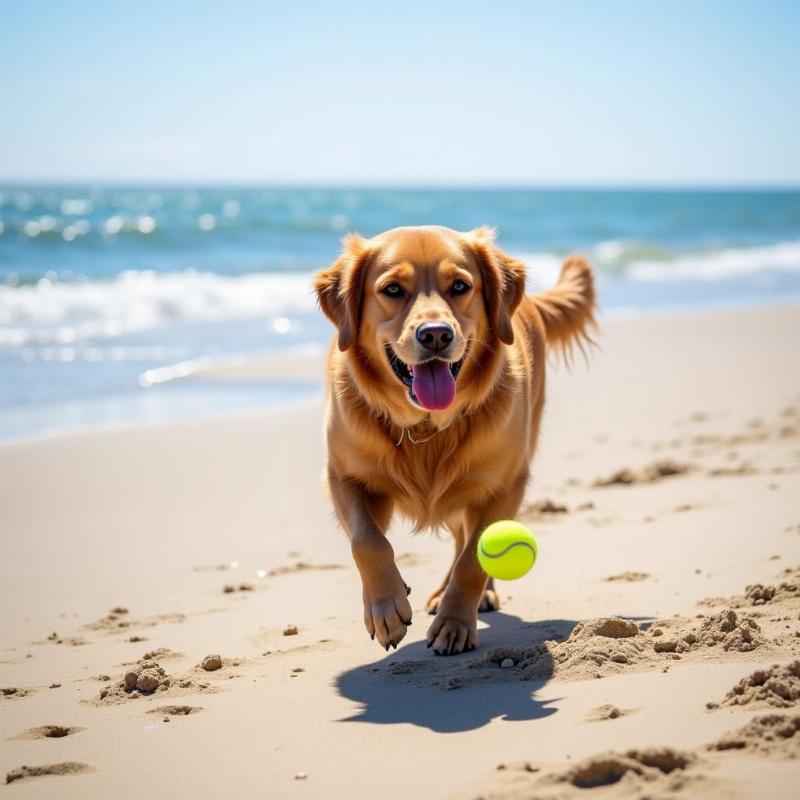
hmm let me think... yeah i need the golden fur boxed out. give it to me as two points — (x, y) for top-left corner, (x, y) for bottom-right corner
(314, 225), (595, 655)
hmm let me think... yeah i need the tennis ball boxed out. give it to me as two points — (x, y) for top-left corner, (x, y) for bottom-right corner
(477, 520), (538, 581)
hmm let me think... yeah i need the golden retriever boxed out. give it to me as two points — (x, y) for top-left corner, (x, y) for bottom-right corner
(314, 225), (595, 655)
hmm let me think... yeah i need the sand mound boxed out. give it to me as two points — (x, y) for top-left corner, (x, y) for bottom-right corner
(487, 617), (653, 681)
(85, 607), (133, 632)
(561, 748), (694, 789)
(479, 609), (773, 690)
(593, 460), (691, 487)
(1, 687), (35, 700)
(521, 498), (569, 516)
(466, 712), (799, 798)
(551, 618), (652, 678)
(710, 714), (800, 758)
(86, 607), (185, 635)
(712, 661), (800, 709)
(700, 567), (800, 610)
(139, 647), (182, 661)
(568, 617), (641, 639)
(470, 712), (800, 797)
(93, 651), (231, 705)
(472, 748), (706, 800)
(6, 762), (92, 784)
(96, 660), (171, 703)
(745, 577), (799, 606)
(585, 704), (633, 721)
(650, 609), (765, 654)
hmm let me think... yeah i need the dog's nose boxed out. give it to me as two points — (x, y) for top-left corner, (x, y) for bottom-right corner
(416, 322), (454, 352)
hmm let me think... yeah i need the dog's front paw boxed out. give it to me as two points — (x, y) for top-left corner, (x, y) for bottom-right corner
(426, 612), (478, 656)
(362, 575), (413, 651)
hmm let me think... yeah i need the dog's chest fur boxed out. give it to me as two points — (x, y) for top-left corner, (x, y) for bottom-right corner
(344, 413), (526, 530)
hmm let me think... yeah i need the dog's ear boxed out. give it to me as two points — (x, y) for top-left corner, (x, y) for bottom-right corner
(313, 233), (372, 351)
(465, 226), (526, 345)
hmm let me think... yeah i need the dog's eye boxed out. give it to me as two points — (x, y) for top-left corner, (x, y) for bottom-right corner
(382, 282), (405, 298)
(451, 280), (471, 296)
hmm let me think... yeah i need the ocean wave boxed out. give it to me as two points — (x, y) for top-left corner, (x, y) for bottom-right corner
(517, 240), (800, 286)
(624, 240), (800, 281)
(0, 270), (318, 346)
(2, 240), (799, 346)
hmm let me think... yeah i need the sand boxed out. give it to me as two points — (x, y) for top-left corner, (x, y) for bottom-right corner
(1, 304), (799, 798)
(710, 661), (800, 710)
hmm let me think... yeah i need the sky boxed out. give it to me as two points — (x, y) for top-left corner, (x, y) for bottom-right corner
(1, 0), (798, 186)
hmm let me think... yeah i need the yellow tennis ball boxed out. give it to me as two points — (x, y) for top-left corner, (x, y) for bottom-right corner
(477, 520), (538, 581)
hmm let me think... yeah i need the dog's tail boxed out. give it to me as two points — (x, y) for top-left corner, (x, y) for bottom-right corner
(531, 255), (597, 359)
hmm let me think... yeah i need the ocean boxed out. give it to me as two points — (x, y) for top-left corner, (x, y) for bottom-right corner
(1, 186), (799, 441)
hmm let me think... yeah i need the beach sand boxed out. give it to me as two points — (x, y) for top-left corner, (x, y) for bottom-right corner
(1, 304), (799, 798)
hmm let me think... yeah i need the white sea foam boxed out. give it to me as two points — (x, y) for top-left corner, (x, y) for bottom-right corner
(513, 252), (564, 291)
(625, 241), (800, 281)
(516, 240), (800, 286)
(0, 270), (318, 346)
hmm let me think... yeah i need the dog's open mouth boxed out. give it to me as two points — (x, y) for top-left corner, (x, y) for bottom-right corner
(385, 345), (464, 411)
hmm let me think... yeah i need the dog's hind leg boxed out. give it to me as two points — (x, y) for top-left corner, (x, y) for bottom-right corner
(427, 474), (527, 655)
(478, 576), (501, 613)
(425, 522), (463, 614)
(425, 521), (501, 614)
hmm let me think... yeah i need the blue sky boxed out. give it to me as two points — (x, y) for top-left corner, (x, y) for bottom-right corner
(1, 0), (798, 185)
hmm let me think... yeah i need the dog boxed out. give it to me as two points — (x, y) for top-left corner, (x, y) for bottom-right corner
(314, 225), (595, 655)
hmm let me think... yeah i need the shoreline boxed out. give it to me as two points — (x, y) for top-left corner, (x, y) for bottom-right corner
(3, 300), (799, 447)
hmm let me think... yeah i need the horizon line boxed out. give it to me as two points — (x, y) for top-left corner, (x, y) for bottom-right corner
(1, 178), (799, 192)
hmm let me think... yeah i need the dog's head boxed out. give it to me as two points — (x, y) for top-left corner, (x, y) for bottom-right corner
(314, 226), (525, 414)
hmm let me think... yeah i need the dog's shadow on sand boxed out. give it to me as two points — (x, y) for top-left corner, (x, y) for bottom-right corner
(335, 611), (576, 733)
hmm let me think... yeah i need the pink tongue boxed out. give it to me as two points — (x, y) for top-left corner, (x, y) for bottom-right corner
(411, 360), (456, 411)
